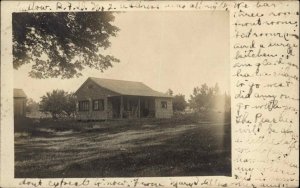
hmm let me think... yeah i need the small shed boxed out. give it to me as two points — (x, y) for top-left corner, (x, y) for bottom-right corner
(75, 77), (173, 120)
(14, 88), (27, 117)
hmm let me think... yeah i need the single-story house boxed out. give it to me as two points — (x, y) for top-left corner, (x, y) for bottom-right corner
(14, 88), (27, 117)
(75, 77), (173, 120)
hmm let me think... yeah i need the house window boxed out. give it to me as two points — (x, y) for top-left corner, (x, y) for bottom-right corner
(161, 101), (168, 109)
(93, 99), (104, 111)
(79, 101), (89, 111)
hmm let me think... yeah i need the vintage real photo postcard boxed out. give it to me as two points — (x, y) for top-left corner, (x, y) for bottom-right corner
(1, 1), (299, 188)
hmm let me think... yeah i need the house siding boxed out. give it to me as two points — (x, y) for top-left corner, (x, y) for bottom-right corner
(75, 79), (118, 120)
(75, 78), (173, 120)
(155, 98), (173, 118)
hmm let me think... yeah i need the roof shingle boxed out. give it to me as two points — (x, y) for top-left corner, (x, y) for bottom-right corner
(89, 77), (171, 98)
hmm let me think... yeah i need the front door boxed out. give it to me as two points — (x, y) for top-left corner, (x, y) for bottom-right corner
(110, 97), (120, 118)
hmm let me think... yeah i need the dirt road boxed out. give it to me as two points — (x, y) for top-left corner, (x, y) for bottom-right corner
(15, 122), (231, 178)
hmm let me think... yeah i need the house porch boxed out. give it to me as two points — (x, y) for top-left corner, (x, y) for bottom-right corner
(108, 96), (156, 119)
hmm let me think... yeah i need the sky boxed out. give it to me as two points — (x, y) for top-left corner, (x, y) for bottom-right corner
(14, 11), (229, 102)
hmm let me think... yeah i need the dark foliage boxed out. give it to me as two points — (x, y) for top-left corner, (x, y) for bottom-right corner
(189, 83), (230, 113)
(26, 98), (39, 113)
(13, 12), (120, 79)
(39, 90), (76, 118)
(173, 94), (188, 111)
(166, 88), (173, 96)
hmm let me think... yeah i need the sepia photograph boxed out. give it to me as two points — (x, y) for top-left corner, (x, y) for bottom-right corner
(13, 11), (231, 178)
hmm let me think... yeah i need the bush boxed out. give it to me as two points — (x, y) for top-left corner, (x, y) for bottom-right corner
(173, 94), (187, 111)
(40, 90), (76, 119)
(171, 112), (200, 124)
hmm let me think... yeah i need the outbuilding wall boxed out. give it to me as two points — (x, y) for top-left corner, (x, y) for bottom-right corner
(14, 97), (26, 117)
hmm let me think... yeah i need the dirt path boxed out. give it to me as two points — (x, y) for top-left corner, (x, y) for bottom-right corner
(15, 122), (231, 178)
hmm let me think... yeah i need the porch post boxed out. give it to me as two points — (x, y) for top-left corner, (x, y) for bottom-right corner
(120, 96), (123, 119)
(138, 97), (141, 118)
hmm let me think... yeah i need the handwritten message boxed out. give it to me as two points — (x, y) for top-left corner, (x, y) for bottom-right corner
(1, 1), (298, 188)
(18, 178), (231, 188)
(232, 1), (299, 188)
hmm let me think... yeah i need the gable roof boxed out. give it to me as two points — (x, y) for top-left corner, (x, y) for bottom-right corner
(83, 77), (171, 98)
(14, 88), (27, 98)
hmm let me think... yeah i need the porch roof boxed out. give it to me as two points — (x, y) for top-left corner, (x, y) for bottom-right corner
(89, 77), (172, 98)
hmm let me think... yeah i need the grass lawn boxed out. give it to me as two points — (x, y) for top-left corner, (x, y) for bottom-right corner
(15, 118), (231, 178)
